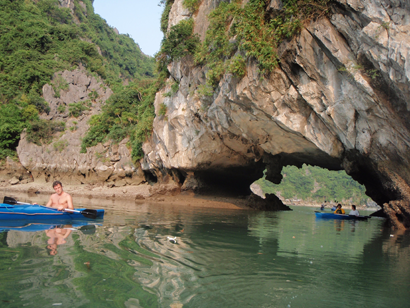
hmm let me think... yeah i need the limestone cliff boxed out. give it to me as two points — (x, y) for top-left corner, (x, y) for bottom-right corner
(3, 0), (152, 188)
(16, 68), (144, 186)
(144, 0), (410, 227)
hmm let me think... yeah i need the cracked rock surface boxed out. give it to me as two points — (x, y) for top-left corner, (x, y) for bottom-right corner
(144, 0), (410, 227)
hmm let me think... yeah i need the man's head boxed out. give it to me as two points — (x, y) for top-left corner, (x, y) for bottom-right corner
(352, 205), (356, 210)
(47, 244), (58, 255)
(52, 181), (63, 195)
(337, 204), (342, 208)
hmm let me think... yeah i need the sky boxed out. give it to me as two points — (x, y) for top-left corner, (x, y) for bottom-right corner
(93, 0), (164, 57)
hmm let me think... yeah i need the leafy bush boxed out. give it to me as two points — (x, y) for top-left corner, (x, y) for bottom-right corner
(53, 139), (68, 152)
(52, 74), (69, 98)
(81, 80), (157, 161)
(158, 103), (167, 116)
(57, 104), (66, 113)
(156, 19), (200, 75)
(26, 119), (65, 145)
(197, 84), (214, 97)
(164, 80), (180, 97)
(0, 148), (18, 160)
(160, 0), (174, 34)
(171, 81), (180, 93)
(21, 94), (50, 114)
(106, 124), (128, 143)
(0, 105), (26, 155)
(227, 55), (246, 78)
(68, 102), (89, 117)
(183, 0), (201, 13)
(88, 90), (99, 101)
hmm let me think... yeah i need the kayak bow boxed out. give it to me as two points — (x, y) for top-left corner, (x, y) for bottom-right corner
(0, 196), (104, 220)
(0, 203), (104, 220)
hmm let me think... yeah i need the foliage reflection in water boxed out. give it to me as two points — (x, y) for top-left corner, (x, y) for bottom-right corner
(0, 197), (409, 308)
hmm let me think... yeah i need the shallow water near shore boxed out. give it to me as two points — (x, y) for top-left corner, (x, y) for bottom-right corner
(0, 193), (409, 308)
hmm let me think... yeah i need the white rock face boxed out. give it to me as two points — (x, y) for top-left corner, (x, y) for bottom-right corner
(167, 0), (191, 31)
(144, 0), (410, 224)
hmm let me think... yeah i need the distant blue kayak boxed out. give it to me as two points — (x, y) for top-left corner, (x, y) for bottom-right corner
(315, 211), (370, 220)
(0, 203), (104, 221)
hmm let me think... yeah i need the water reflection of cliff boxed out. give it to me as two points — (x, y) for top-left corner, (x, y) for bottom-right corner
(359, 228), (410, 305)
(1, 205), (409, 307)
(247, 210), (379, 259)
(247, 210), (410, 307)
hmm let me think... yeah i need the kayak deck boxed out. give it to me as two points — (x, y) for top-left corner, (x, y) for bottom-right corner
(315, 211), (370, 220)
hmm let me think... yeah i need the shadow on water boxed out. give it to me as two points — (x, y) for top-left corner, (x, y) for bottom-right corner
(0, 193), (409, 307)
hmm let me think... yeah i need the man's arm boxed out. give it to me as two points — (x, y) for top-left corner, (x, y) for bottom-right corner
(63, 229), (72, 239)
(45, 196), (53, 207)
(66, 194), (74, 210)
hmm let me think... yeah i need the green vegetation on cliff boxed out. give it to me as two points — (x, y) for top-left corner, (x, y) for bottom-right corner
(195, 0), (330, 86)
(256, 164), (369, 204)
(80, 80), (157, 161)
(157, 0), (331, 90)
(157, 0), (199, 82)
(0, 0), (155, 159)
(183, 0), (201, 13)
(156, 18), (199, 78)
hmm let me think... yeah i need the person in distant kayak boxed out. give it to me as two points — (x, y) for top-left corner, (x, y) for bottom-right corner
(349, 205), (360, 216)
(46, 181), (74, 211)
(320, 201), (326, 211)
(331, 204), (337, 211)
(334, 204), (345, 214)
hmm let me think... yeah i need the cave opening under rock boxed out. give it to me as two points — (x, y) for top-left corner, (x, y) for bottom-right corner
(179, 151), (395, 214)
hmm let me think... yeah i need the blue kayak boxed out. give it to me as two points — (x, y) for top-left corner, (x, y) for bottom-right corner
(315, 211), (370, 220)
(0, 203), (104, 221)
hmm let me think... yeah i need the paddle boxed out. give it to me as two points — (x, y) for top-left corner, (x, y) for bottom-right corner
(64, 208), (98, 219)
(3, 196), (29, 205)
(3, 196), (98, 219)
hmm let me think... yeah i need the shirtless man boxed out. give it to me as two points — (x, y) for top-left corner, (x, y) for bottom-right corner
(46, 181), (74, 211)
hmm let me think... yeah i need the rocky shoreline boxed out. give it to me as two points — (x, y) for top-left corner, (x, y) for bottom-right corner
(0, 181), (378, 214)
(0, 182), (256, 211)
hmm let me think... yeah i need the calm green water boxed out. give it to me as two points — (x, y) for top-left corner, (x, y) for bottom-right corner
(0, 195), (409, 308)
